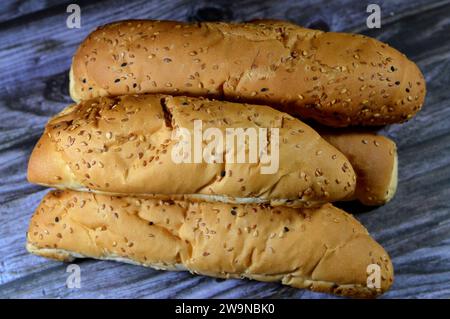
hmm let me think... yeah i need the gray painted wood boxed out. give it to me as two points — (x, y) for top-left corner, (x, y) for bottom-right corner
(0, 0), (449, 299)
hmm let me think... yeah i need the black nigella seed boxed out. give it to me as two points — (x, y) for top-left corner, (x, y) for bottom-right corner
(121, 62), (127, 67)
(395, 81), (400, 85)
(55, 217), (59, 223)
(114, 78), (120, 83)
(284, 226), (290, 232)
(260, 88), (269, 92)
(149, 221), (154, 225)
(220, 170), (226, 177)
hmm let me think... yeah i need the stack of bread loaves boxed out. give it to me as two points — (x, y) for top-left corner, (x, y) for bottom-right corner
(27, 20), (425, 298)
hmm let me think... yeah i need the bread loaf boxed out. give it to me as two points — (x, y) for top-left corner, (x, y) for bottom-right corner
(27, 190), (394, 298)
(70, 19), (425, 127)
(27, 94), (356, 207)
(321, 131), (398, 205)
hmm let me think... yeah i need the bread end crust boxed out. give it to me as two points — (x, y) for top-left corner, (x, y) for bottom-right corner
(69, 65), (81, 103)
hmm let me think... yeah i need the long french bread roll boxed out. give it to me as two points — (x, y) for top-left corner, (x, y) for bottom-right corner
(321, 131), (398, 205)
(70, 19), (425, 127)
(27, 94), (356, 207)
(27, 190), (394, 298)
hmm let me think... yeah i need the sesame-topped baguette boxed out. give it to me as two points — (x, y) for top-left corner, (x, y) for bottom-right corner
(27, 190), (394, 298)
(70, 20), (425, 127)
(321, 131), (398, 206)
(27, 94), (356, 207)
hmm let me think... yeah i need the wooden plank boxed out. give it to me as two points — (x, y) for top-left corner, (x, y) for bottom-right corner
(362, 0), (450, 63)
(0, 239), (449, 298)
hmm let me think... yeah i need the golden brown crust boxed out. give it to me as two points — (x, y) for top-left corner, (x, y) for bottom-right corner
(321, 131), (398, 205)
(27, 94), (356, 207)
(70, 20), (425, 127)
(27, 190), (394, 298)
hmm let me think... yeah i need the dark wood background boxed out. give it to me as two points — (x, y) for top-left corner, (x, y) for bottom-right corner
(0, 0), (449, 299)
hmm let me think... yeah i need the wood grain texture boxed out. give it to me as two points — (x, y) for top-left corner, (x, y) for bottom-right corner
(0, 0), (449, 299)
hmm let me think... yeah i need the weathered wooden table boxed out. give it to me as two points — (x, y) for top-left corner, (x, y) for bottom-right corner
(0, 0), (449, 298)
